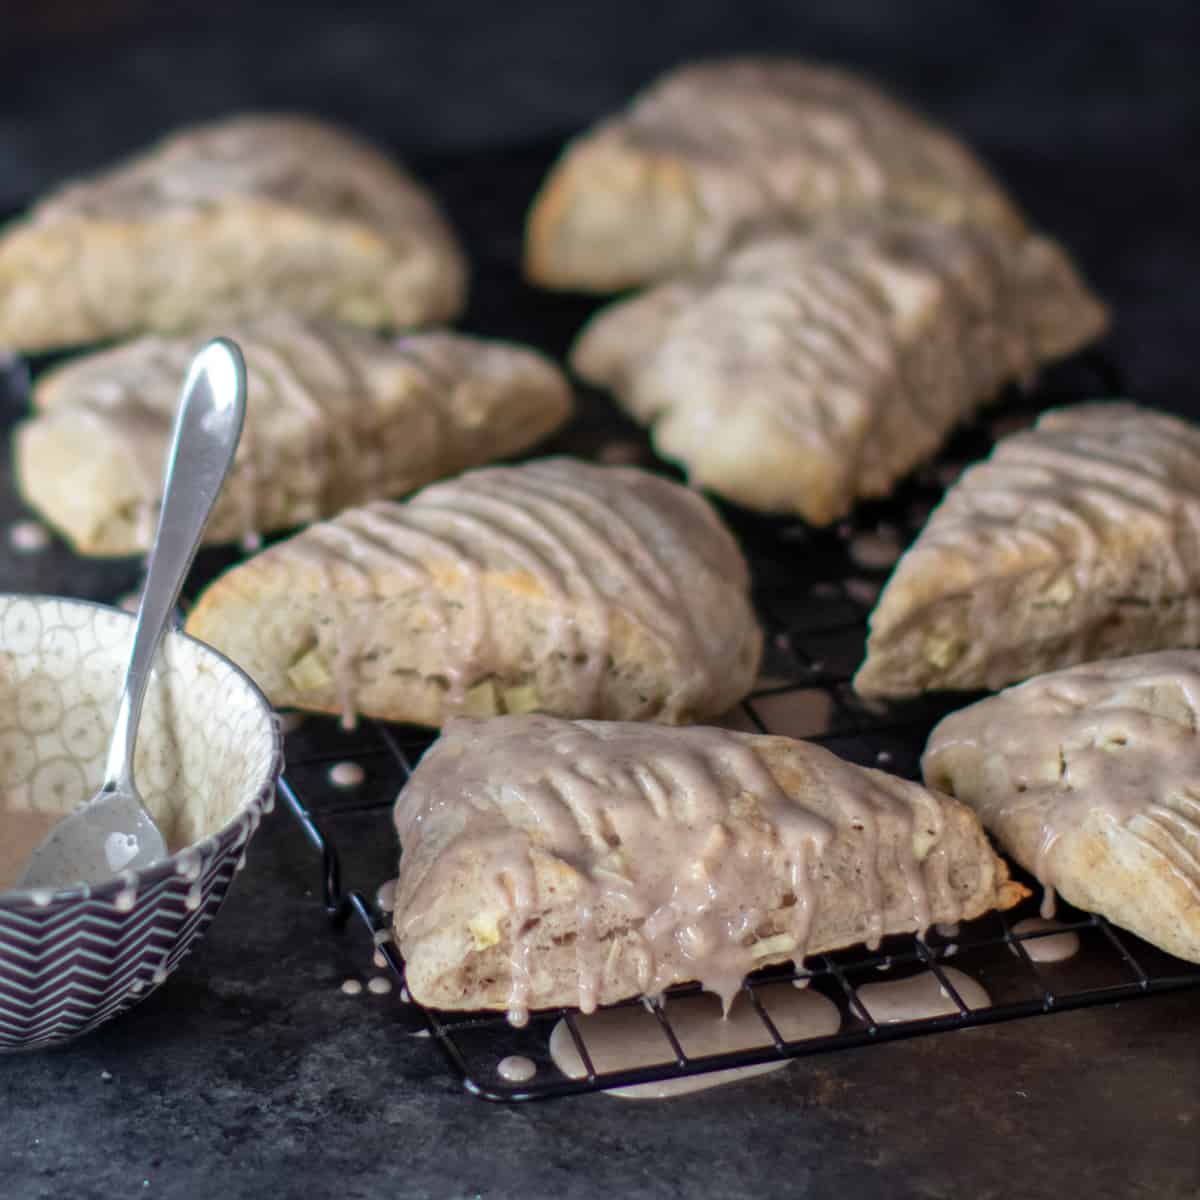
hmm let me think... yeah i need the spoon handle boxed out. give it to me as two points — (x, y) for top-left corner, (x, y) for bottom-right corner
(102, 338), (247, 790)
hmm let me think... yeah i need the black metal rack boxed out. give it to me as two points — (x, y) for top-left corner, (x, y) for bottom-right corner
(273, 350), (1200, 1101)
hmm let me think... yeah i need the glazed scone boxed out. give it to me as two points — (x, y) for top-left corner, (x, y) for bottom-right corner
(923, 652), (1200, 963)
(16, 318), (572, 556)
(393, 715), (1025, 1018)
(0, 114), (467, 351)
(573, 221), (1107, 524)
(185, 458), (763, 727)
(526, 57), (1027, 291)
(855, 403), (1200, 698)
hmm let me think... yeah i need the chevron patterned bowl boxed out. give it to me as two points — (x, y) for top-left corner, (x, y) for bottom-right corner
(0, 595), (281, 1050)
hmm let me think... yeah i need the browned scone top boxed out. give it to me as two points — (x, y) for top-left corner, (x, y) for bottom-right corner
(525, 57), (1027, 292)
(16, 317), (571, 556)
(184, 458), (763, 728)
(573, 220), (1107, 524)
(392, 715), (1025, 1018)
(0, 114), (468, 351)
(923, 651), (1200, 963)
(855, 404), (1200, 699)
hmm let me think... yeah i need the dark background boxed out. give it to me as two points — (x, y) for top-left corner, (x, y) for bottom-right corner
(2, 3), (1200, 1198)
(1, 0), (1198, 407)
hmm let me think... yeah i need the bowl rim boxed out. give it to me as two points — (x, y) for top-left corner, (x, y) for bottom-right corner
(0, 593), (283, 910)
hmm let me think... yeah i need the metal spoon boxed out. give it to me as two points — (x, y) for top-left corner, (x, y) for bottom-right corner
(18, 338), (247, 890)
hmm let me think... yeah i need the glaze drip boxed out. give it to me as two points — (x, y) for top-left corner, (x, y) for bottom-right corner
(573, 217), (1102, 526)
(36, 114), (458, 254)
(614, 59), (1023, 262)
(278, 458), (749, 726)
(23, 319), (570, 556)
(860, 404), (1200, 697)
(924, 650), (1200, 929)
(391, 716), (1006, 1023)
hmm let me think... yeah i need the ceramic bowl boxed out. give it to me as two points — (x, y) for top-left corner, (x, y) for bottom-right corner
(0, 595), (281, 1050)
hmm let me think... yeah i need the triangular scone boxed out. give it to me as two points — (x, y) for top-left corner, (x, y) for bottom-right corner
(923, 652), (1200, 963)
(856, 404), (1200, 699)
(0, 115), (467, 351)
(573, 222), (1106, 523)
(526, 57), (1027, 291)
(185, 459), (763, 727)
(393, 715), (1025, 1018)
(15, 318), (571, 556)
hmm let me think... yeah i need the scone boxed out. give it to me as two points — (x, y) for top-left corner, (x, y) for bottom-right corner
(855, 403), (1200, 699)
(526, 57), (1026, 291)
(0, 114), (467, 351)
(923, 652), (1200, 962)
(393, 715), (1025, 1018)
(573, 221), (1107, 523)
(16, 318), (572, 556)
(185, 458), (763, 727)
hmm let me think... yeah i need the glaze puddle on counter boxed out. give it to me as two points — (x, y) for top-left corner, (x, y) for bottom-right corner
(549, 986), (841, 1099)
(1011, 918), (1081, 963)
(856, 967), (989, 1024)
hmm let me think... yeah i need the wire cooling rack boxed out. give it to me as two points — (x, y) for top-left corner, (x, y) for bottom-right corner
(269, 349), (1200, 1102)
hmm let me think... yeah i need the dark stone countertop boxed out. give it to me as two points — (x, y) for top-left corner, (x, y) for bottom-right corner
(2, 4), (1200, 1197)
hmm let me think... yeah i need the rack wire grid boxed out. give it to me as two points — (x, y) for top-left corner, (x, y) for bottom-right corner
(266, 348), (1200, 1102)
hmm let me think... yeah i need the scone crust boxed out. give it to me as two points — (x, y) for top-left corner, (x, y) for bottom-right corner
(15, 319), (571, 556)
(572, 221), (1107, 524)
(923, 651), (1200, 963)
(0, 114), (468, 350)
(393, 716), (1023, 1013)
(856, 403), (1200, 698)
(184, 458), (763, 727)
(526, 57), (1027, 291)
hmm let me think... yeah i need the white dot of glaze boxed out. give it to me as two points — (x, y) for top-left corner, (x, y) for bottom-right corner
(184, 884), (203, 911)
(849, 531), (902, 570)
(277, 711), (305, 734)
(376, 878), (398, 913)
(329, 761), (365, 789)
(497, 1055), (537, 1084)
(844, 577), (882, 607)
(367, 975), (392, 996)
(373, 949), (387, 969)
(8, 520), (49, 553)
(341, 979), (363, 996)
(113, 889), (136, 913)
(596, 440), (644, 466)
